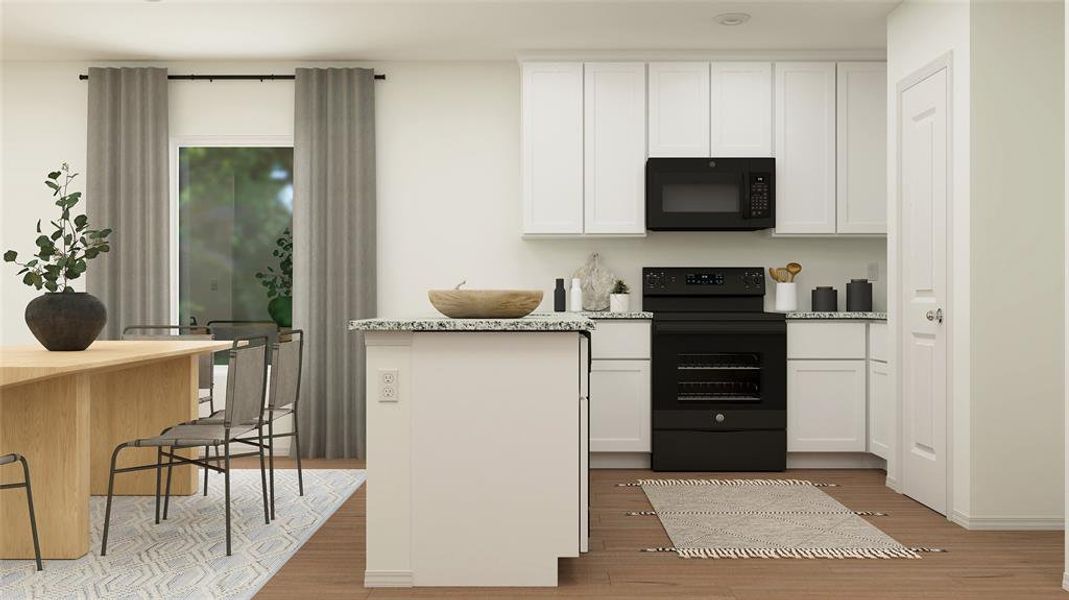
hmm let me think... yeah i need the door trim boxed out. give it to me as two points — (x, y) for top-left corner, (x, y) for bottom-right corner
(894, 52), (954, 516)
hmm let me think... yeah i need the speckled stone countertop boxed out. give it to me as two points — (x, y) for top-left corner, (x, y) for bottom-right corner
(786, 311), (887, 321)
(580, 311), (652, 320)
(348, 313), (596, 332)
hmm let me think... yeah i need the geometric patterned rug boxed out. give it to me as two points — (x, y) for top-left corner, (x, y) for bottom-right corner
(0, 469), (365, 599)
(632, 478), (938, 559)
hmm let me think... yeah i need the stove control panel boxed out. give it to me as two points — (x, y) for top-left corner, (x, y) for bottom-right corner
(644, 267), (766, 296)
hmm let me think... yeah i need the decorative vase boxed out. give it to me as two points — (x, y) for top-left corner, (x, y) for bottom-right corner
(24, 291), (107, 351)
(609, 293), (630, 314)
(268, 295), (293, 328)
(573, 253), (616, 311)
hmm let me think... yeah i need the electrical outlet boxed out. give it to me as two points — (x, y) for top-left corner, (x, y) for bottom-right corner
(378, 369), (399, 403)
(867, 262), (880, 282)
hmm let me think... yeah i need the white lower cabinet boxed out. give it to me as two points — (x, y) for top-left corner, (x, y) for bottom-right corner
(590, 360), (651, 452)
(867, 359), (891, 460)
(787, 359), (867, 452)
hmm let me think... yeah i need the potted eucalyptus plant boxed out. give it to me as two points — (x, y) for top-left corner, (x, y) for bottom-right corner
(4, 164), (112, 350)
(256, 227), (292, 328)
(609, 279), (631, 313)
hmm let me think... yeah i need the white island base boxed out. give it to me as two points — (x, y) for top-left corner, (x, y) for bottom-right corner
(358, 323), (590, 588)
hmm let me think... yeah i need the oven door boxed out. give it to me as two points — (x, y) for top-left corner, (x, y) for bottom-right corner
(651, 319), (786, 415)
(645, 158), (772, 231)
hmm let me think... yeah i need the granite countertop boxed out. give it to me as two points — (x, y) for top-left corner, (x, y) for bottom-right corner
(580, 311), (652, 320)
(786, 311), (887, 321)
(348, 313), (596, 332)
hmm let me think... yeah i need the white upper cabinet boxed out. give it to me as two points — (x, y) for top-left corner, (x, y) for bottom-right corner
(647, 62), (710, 157)
(584, 62), (647, 235)
(836, 62), (888, 234)
(774, 62), (837, 235)
(521, 62), (584, 235)
(711, 62), (773, 157)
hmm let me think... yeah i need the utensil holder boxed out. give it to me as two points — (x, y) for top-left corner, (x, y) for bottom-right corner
(775, 282), (797, 312)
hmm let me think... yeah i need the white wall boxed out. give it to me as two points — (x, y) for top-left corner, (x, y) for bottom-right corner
(887, 0), (972, 518)
(1, 60), (886, 346)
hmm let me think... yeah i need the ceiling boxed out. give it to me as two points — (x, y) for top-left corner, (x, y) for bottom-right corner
(0, 0), (898, 62)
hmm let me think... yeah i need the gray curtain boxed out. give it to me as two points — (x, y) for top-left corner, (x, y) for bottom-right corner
(293, 68), (376, 459)
(86, 67), (170, 339)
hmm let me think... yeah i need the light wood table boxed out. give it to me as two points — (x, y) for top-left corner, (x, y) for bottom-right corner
(0, 340), (232, 559)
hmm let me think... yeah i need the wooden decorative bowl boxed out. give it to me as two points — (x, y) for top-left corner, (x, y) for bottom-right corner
(428, 289), (543, 319)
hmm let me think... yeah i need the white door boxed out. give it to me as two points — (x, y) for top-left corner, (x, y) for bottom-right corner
(589, 360), (651, 452)
(710, 62), (773, 157)
(773, 62), (837, 234)
(837, 62), (888, 234)
(584, 62), (647, 235)
(648, 62), (710, 157)
(786, 360), (867, 452)
(899, 65), (949, 514)
(521, 62), (584, 235)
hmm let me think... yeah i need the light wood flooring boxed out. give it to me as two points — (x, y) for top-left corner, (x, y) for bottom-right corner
(240, 459), (1065, 599)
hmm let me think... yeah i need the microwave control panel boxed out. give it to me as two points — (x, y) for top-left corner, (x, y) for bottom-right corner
(748, 173), (771, 218)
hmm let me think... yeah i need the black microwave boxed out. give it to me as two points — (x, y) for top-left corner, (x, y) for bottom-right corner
(646, 157), (775, 231)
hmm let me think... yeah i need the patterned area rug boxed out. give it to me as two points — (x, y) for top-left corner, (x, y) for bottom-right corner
(0, 469), (366, 599)
(632, 478), (934, 559)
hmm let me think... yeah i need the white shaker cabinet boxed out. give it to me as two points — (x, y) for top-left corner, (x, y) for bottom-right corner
(589, 360), (651, 452)
(837, 62), (888, 234)
(648, 62), (710, 157)
(584, 62), (647, 235)
(787, 359), (867, 452)
(773, 62), (837, 235)
(867, 322), (892, 460)
(710, 62), (773, 157)
(521, 62), (584, 235)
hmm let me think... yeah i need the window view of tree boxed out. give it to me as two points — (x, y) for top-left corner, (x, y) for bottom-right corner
(178, 147), (293, 327)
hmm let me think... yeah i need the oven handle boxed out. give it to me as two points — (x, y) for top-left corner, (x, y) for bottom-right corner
(653, 321), (785, 335)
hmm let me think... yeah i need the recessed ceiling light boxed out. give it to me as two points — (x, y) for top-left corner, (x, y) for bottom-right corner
(714, 13), (751, 26)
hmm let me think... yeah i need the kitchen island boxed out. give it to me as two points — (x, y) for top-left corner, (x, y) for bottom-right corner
(348, 313), (594, 587)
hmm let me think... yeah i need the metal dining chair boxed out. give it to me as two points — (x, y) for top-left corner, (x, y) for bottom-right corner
(192, 330), (305, 520)
(0, 453), (43, 571)
(100, 337), (272, 557)
(122, 325), (217, 413)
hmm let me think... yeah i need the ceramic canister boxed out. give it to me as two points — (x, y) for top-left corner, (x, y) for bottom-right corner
(811, 286), (838, 312)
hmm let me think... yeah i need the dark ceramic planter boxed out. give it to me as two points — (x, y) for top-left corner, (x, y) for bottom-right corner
(268, 295), (292, 328)
(25, 292), (107, 351)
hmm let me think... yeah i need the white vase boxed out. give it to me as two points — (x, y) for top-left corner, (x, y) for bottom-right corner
(775, 282), (797, 312)
(609, 294), (630, 313)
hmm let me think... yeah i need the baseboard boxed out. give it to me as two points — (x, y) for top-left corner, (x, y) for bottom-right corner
(951, 510), (1064, 531)
(364, 570), (413, 587)
(1062, 571), (1069, 592)
(883, 474), (901, 493)
(786, 452), (887, 469)
(590, 452), (650, 469)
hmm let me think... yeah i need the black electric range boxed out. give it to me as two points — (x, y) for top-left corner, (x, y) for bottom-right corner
(644, 267), (786, 472)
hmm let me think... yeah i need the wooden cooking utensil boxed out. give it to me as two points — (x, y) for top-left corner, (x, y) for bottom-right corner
(769, 267), (781, 283)
(774, 268), (790, 283)
(786, 262), (802, 282)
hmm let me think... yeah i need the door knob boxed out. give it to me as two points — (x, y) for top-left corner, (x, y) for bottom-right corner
(925, 308), (944, 324)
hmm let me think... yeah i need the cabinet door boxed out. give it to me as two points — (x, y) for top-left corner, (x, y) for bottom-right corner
(590, 360), (651, 452)
(837, 62), (888, 234)
(710, 62), (773, 157)
(774, 62), (837, 234)
(787, 359), (866, 452)
(868, 359), (892, 460)
(648, 62), (710, 157)
(584, 62), (647, 235)
(521, 62), (584, 235)
(579, 335), (589, 552)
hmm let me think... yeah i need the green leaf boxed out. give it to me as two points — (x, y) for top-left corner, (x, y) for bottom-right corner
(25, 259), (37, 267)
(22, 272), (35, 286)
(47, 171), (61, 180)
(44, 280), (58, 292)
(45, 180), (60, 191)
(74, 215), (88, 228)
(3, 250), (16, 262)
(51, 230), (63, 241)
(35, 235), (50, 248)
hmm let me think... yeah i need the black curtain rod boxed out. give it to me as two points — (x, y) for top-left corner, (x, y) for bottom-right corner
(78, 73), (386, 81)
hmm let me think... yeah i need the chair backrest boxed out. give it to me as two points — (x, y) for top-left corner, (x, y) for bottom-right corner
(268, 330), (304, 411)
(123, 325), (214, 389)
(223, 337), (269, 429)
(0, 453), (16, 467)
(207, 321), (279, 346)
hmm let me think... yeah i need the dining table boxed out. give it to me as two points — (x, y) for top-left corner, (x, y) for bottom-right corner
(0, 339), (231, 560)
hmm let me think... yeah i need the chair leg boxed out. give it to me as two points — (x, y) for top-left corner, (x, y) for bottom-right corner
(101, 444), (126, 557)
(224, 444), (232, 556)
(154, 448), (163, 525)
(163, 448), (176, 520)
(293, 411), (305, 496)
(257, 426), (270, 525)
(18, 457), (42, 571)
(267, 419), (276, 520)
(203, 445), (211, 496)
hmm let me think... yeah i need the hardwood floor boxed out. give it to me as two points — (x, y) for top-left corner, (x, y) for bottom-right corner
(242, 460), (1065, 599)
